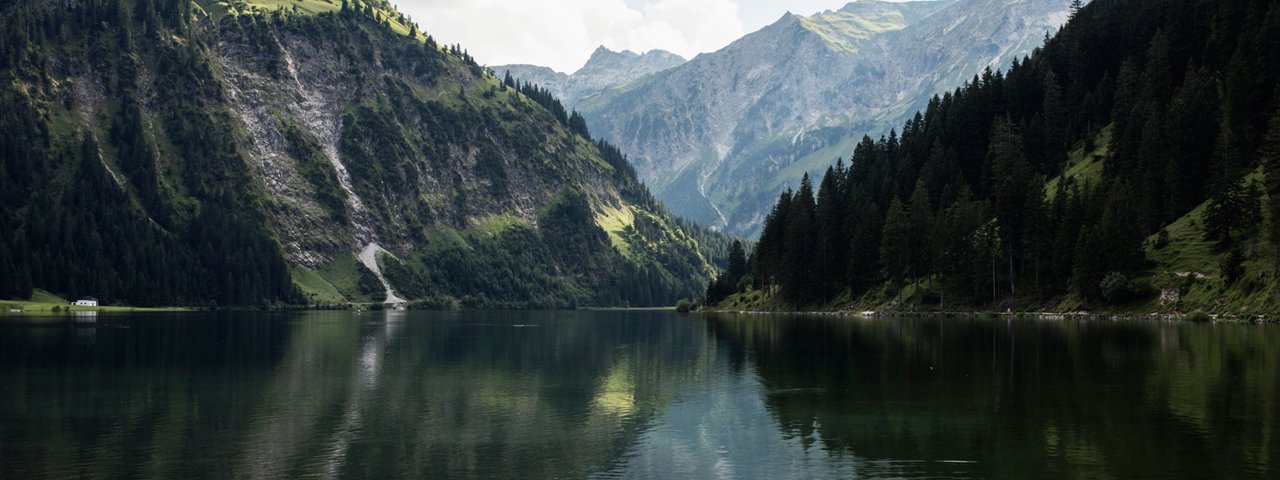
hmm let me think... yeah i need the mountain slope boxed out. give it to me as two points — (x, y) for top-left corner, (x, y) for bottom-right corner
(496, 46), (685, 108)
(0, 0), (727, 308)
(713, 0), (1280, 314)
(579, 0), (1069, 236)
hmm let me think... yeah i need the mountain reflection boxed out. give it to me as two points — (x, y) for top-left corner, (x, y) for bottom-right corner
(0, 311), (714, 479)
(1, 312), (1277, 479)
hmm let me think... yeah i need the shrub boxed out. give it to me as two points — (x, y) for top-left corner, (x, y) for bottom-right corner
(1153, 229), (1170, 249)
(1221, 248), (1245, 284)
(675, 299), (692, 313)
(1100, 272), (1132, 303)
(1186, 311), (1213, 323)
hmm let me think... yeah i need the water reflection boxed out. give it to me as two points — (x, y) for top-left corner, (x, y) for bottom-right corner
(0, 312), (1276, 479)
(704, 314), (1280, 479)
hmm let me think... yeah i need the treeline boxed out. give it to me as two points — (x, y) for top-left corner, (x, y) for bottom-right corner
(501, 72), (592, 138)
(714, 0), (1280, 308)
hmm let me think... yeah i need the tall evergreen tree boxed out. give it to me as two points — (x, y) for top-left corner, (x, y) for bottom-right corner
(814, 164), (847, 297)
(880, 197), (912, 304)
(1042, 70), (1068, 172)
(844, 190), (883, 293)
(1263, 105), (1280, 274)
(906, 180), (933, 292)
(985, 117), (1030, 294)
(780, 175), (817, 305)
(727, 240), (748, 285)
(754, 190), (793, 292)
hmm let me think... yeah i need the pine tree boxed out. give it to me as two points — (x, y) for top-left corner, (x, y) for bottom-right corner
(1022, 176), (1049, 290)
(755, 190), (792, 291)
(814, 164), (846, 298)
(1042, 70), (1067, 172)
(973, 219), (1002, 303)
(906, 180), (932, 292)
(727, 240), (748, 286)
(1166, 65), (1219, 217)
(985, 116), (1030, 294)
(1222, 245), (1245, 285)
(880, 197), (911, 305)
(1069, 0), (1084, 21)
(705, 239), (750, 305)
(568, 110), (590, 138)
(1203, 115), (1257, 248)
(780, 175), (817, 305)
(845, 191), (883, 293)
(1263, 105), (1280, 274)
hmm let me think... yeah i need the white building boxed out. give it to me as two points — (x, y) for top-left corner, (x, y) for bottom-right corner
(74, 297), (98, 307)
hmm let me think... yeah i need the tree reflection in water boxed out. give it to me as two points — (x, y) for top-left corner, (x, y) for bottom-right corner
(0, 312), (1276, 479)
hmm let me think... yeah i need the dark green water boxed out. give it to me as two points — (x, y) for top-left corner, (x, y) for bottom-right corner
(1, 311), (1277, 479)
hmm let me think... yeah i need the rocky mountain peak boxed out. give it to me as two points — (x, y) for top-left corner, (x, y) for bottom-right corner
(576, 0), (1073, 236)
(575, 46), (684, 76)
(497, 46), (685, 108)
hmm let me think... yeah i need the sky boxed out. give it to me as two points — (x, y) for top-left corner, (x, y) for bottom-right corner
(393, 0), (859, 73)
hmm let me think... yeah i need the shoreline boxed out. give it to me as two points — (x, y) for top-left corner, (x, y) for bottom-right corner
(0, 304), (195, 314)
(699, 308), (1277, 324)
(0, 301), (683, 315)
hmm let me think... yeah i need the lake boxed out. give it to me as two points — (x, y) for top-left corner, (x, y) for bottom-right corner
(1, 311), (1277, 478)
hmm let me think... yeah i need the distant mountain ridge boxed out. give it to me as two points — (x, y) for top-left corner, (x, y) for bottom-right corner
(495, 47), (686, 107)
(573, 0), (1071, 236)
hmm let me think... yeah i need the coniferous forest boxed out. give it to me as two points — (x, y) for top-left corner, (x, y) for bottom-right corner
(0, 1), (302, 306)
(710, 0), (1280, 311)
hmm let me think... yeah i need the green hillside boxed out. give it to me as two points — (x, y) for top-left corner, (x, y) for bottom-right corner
(0, 0), (730, 308)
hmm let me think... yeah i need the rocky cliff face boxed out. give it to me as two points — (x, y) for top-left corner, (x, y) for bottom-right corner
(577, 0), (1071, 236)
(496, 47), (685, 107)
(0, 1), (722, 308)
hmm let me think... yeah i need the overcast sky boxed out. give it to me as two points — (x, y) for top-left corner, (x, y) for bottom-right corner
(393, 0), (860, 73)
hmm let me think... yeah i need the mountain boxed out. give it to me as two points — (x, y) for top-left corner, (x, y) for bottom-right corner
(0, 0), (728, 308)
(496, 47), (686, 107)
(578, 0), (1071, 236)
(709, 0), (1280, 314)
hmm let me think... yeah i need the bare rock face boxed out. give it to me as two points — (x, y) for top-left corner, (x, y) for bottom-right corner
(575, 0), (1073, 236)
(495, 46), (686, 108)
(205, 21), (629, 261)
(216, 29), (363, 267)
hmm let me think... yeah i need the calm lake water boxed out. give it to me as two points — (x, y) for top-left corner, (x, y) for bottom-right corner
(1, 311), (1277, 479)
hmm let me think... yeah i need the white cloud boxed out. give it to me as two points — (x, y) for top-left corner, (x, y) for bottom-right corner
(394, 0), (745, 73)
